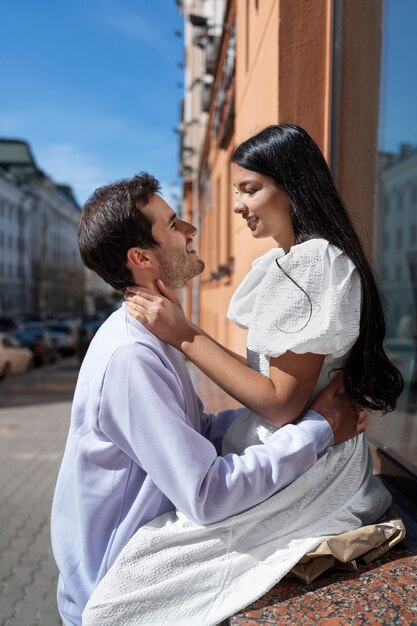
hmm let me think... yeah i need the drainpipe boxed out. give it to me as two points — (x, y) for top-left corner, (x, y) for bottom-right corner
(329, 0), (342, 177)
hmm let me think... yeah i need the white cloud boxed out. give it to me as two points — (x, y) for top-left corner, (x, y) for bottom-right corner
(37, 144), (107, 205)
(93, 4), (174, 64)
(36, 144), (183, 211)
(160, 179), (182, 212)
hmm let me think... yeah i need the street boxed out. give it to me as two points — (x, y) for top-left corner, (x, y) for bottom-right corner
(0, 357), (79, 626)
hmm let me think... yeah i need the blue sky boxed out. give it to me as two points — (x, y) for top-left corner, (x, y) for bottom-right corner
(0, 0), (183, 206)
(1, 0), (414, 204)
(378, 0), (417, 152)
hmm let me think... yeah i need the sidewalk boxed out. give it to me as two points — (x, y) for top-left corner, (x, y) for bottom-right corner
(0, 359), (416, 625)
(0, 360), (78, 626)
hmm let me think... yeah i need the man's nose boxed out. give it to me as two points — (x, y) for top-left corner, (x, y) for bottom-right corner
(181, 220), (197, 236)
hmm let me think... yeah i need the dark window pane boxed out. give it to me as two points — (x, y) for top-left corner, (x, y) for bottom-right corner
(372, 0), (417, 475)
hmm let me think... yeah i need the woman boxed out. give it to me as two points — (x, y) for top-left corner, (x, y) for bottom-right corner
(125, 124), (401, 436)
(83, 125), (402, 626)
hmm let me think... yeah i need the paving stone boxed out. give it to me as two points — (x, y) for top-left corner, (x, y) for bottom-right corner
(0, 360), (73, 625)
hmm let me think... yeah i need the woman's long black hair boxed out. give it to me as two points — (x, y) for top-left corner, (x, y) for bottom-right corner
(232, 124), (403, 413)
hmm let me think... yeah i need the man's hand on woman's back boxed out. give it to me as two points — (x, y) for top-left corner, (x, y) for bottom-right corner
(311, 374), (367, 444)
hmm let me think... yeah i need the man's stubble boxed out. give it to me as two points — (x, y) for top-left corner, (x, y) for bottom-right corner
(154, 246), (205, 289)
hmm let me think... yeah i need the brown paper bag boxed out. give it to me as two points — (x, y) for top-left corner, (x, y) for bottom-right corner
(288, 508), (406, 584)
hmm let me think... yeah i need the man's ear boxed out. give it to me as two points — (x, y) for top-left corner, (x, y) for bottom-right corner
(126, 247), (156, 271)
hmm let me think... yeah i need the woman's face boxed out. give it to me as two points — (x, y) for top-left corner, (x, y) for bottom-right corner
(232, 164), (295, 250)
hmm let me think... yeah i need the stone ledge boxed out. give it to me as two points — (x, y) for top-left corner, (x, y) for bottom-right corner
(228, 448), (417, 625)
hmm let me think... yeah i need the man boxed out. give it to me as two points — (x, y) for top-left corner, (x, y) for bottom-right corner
(51, 172), (365, 626)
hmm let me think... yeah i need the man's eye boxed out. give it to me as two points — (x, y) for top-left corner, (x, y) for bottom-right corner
(170, 221), (177, 228)
(246, 189), (256, 195)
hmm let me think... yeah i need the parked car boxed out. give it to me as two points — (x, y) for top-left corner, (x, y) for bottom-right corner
(0, 333), (34, 379)
(45, 323), (78, 356)
(11, 328), (60, 367)
(77, 318), (104, 363)
(15, 313), (46, 327)
(0, 317), (17, 332)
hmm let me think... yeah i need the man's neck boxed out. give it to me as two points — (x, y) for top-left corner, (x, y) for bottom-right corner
(133, 275), (183, 300)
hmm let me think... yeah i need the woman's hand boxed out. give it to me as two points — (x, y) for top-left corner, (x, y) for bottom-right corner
(124, 280), (195, 349)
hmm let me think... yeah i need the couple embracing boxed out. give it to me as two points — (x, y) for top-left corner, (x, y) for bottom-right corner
(51, 125), (403, 626)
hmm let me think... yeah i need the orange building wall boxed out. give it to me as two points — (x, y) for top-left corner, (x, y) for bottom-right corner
(197, 0), (382, 356)
(332, 0), (382, 254)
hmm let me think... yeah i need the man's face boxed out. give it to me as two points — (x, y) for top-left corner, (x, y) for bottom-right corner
(142, 195), (205, 288)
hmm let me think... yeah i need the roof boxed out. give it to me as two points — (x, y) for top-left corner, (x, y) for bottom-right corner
(0, 139), (44, 182)
(0, 139), (80, 210)
(55, 184), (80, 210)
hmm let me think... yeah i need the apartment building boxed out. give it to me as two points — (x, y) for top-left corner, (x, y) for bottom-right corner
(176, 0), (417, 475)
(0, 139), (85, 315)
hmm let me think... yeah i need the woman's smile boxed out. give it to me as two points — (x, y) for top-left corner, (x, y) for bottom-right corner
(232, 163), (295, 250)
(245, 214), (260, 231)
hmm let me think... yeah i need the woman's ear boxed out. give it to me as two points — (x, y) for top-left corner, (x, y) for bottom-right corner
(126, 247), (155, 270)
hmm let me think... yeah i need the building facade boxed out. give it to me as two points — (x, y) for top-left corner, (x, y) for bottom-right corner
(27, 179), (85, 314)
(177, 0), (417, 476)
(178, 0), (382, 354)
(0, 172), (31, 315)
(0, 139), (85, 316)
(376, 147), (417, 340)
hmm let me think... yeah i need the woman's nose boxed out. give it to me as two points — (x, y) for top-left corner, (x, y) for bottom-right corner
(234, 195), (246, 214)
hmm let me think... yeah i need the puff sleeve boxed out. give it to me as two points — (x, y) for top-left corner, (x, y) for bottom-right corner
(246, 239), (361, 359)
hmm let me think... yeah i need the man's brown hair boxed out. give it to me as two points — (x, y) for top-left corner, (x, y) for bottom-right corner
(78, 172), (160, 290)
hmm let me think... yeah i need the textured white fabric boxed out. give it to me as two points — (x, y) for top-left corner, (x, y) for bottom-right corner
(83, 434), (391, 626)
(223, 239), (361, 455)
(227, 239), (361, 359)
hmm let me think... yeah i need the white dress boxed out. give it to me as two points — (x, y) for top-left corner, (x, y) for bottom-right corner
(83, 239), (392, 626)
(223, 238), (361, 454)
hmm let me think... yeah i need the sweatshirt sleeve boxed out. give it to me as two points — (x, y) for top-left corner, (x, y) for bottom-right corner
(99, 343), (333, 525)
(200, 405), (243, 454)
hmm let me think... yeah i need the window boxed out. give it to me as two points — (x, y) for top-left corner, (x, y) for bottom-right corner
(397, 190), (403, 211)
(412, 183), (417, 205)
(411, 224), (417, 245)
(396, 229), (403, 246)
(395, 264), (402, 281)
(372, 0), (417, 476)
